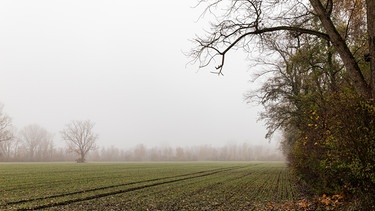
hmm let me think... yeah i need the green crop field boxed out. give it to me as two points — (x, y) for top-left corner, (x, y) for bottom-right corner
(0, 162), (299, 210)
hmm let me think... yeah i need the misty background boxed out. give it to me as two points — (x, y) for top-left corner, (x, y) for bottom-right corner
(0, 1), (282, 160)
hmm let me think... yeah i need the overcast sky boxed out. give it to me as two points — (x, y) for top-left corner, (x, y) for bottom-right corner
(0, 0), (275, 148)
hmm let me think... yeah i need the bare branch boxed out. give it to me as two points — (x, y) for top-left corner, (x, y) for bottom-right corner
(61, 120), (98, 163)
(0, 104), (13, 143)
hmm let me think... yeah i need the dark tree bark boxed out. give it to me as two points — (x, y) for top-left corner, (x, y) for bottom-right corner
(191, 0), (375, 99)
(309, 0), (371, 98)
(366, 0), (375, 99)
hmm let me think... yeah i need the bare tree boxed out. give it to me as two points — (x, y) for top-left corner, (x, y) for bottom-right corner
(61, 120), (98, 163)
(190, 0), (375, 99)
(0, 129), (17, 161)
(0, 104), (13, 144)
(190, 1), (375, 207)
(19, 124), (54, 161)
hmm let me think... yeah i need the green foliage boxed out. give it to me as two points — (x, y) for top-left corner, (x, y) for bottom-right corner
(326, 97), (375, 206)
(257, 26), (375, 208)
(0, 162), (297, 210)
(190, 0), (375, 208)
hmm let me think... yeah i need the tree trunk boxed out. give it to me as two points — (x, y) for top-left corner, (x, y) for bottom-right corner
(367, 0), (375, 99)
(77, 150), (85, 163)
(310, 0), (371, 98)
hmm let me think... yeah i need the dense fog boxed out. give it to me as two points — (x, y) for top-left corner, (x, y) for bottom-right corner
(0, 140), (283, 162)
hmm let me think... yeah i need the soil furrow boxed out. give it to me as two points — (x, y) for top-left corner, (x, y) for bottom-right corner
(9, 166), (245, 210)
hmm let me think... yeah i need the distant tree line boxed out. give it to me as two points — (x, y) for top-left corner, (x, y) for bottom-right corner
(0, 103), (283, 162)
(88, 143), (284, 162)
(0, 121), (79, 162)
(1, 136), (283, 162)
(0, 106), (98, 162)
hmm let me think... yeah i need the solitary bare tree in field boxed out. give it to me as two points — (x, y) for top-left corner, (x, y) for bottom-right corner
(61, 120), (98, 163)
